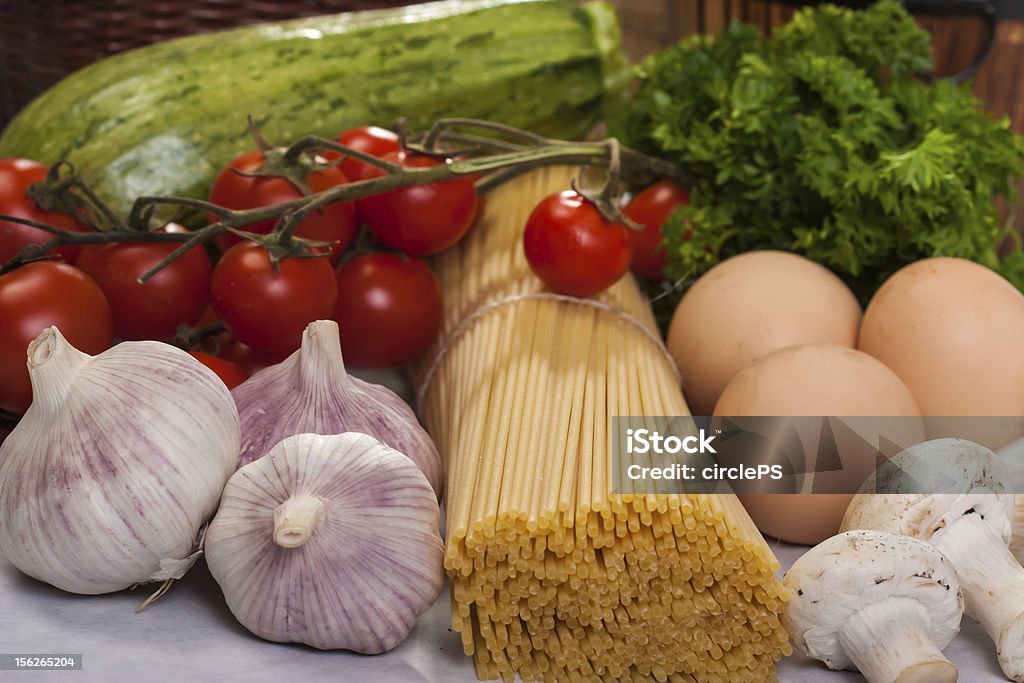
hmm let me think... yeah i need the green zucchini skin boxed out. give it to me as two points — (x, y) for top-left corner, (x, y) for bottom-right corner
(0, 0), (627, 216)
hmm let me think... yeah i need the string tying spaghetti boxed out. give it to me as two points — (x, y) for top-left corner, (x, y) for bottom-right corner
(415, 290), (681, 409)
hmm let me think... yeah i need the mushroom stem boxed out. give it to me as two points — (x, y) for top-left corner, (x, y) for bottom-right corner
(273, 494), (325, 548)
(838, 597), (957, 683)
(1014, 495), (1024, 565)
(933, 512), (1024, 681)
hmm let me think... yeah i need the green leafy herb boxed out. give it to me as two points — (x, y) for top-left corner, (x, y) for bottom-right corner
(613, 0), (1024, 302)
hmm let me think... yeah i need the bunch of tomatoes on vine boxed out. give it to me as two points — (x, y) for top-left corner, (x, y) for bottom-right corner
(0, 119), (689, 421)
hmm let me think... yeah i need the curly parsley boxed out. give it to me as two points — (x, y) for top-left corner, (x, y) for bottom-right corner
(613, 0), (1024, 302)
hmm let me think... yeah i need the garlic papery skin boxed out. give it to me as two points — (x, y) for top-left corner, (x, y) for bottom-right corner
(0, 326), (240, 595)
(205, 432), (444, 653)
(232, 320), (442, 497)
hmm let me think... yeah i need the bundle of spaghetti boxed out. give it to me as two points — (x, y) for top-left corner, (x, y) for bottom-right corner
(413, 166), (791, 682)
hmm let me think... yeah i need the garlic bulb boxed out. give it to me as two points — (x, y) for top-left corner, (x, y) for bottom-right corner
(205, 432), (444, 653)
(232, 320), (442, 496)
(0, 326), (239, 594)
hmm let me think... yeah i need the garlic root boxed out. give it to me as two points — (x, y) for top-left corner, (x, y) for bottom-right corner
(273, 495), (325, 548)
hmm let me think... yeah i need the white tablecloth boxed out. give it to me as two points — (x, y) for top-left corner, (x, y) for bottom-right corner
(1, 372), (1006, 681)
(0, 539), (1005, 683)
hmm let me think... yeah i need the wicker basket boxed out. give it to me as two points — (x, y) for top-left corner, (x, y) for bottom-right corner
(0, 1), (422, 127)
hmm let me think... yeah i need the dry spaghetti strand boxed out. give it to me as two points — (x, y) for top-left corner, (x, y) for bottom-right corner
(414, 167), (791, 682)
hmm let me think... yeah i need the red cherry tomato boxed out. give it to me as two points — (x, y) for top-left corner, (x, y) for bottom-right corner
(208, 149), (357, 262)
(0, 262), (113, 413)
(190, 306), (289, 375)
(191, 303), (221, 329)
(76, 224), (212, 341)
(211, 242), (338, 354)
(217, 336), (289, 376)
(189, 351), (248, 390)
(0, 158), (90, 265)
(332, 126), (401, 181)
(331, 253), (443, 369)
(0, 159), (48, 207)
(358, 152), (478, 255)
(623, 181), (690, 281)
(217, 336), (290, 376)
(522, 191), (632, 298)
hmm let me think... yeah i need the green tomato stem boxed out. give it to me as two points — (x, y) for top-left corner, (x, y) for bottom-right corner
(0, 119), (692, 282)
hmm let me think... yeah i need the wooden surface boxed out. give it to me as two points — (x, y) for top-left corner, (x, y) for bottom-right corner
(971, 21), (1024, 133)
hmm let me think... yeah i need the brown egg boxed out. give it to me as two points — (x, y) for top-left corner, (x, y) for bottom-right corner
(714, 344), (923, 545)
(859, 257), (1024, 422)
(667, 251), (862, 416)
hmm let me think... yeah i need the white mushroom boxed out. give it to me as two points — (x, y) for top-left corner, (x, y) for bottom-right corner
(996, 435), (1024, 564)
(783, 529), (963, 683)
(842, 438), (1024, 681)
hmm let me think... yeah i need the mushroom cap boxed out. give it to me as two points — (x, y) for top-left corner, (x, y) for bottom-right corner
(871, 438), (1010, 496)
(783, 529), (963, 670)
(998, 435), (1024, 488)
(842, 438), (1013, 544)
(997, 437), (1024, 562)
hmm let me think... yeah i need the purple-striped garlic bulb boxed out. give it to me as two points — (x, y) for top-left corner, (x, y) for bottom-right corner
(205, 431), (444, 652)
(0, 326), (239, 594)
(231, 320), (442, 497)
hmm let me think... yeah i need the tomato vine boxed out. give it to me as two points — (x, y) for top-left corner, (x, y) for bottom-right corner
(0, 118), (690, 281)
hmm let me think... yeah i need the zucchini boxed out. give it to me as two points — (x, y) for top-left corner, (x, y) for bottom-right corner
(0, 0), (627, 216)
